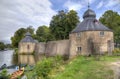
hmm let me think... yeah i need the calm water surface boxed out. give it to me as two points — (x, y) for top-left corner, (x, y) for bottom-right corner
(0, 50), (16, 73)
(0, 50), (42, 74)
(0, 50), (14, 66)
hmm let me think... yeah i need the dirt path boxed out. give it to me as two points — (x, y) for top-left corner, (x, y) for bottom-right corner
(111, 62), (120, 79)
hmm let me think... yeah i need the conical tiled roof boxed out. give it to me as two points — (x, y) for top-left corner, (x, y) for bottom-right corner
(20, 32), (35, 43)
(71, 9), (112, 33)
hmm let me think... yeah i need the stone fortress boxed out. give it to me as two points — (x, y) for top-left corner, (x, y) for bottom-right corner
(19, 8), (114, 58)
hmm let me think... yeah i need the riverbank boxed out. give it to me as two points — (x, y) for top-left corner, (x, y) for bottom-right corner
(24, 55), (120, 79)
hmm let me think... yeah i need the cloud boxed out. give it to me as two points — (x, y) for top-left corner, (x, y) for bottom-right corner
(64, 0), (83, 11)
(0, 0), (56, 43)
(97, 1), (104, 9)
(64, 0), (95, 11)
(105, 0), (120, 7)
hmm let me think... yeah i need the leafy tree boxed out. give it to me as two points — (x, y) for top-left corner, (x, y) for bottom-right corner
(0, 42), (5, 50)
(99, 10), (120, 43)
(11, 28), (26, 48)
(50, 10), (79, 40)
(26, 26), (35, 36)
(36, 25), (54, 42)
(11, 26), (35, 48)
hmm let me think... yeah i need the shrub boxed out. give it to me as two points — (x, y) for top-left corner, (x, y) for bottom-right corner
(113, 48), (120, 55)
(25, 55), (64, 79)
(34, 58), (54, 79)
(0, 69), (10, 79)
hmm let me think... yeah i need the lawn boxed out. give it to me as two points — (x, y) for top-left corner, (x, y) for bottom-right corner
(25, 55), (120, 79)
(50, 56), (120, 79)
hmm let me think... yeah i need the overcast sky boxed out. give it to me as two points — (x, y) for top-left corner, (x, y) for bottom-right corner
(0, 0), (120, 43)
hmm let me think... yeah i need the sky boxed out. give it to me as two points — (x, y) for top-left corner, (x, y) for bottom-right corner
(0, 0), (120, 43)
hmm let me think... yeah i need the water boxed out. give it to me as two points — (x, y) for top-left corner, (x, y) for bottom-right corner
(18, 55), (36, 65)
(0, 50), (44, 66)
(0, 50), (14, 66)
(0, 50), (41, 74)
(0, 50), (16, 73)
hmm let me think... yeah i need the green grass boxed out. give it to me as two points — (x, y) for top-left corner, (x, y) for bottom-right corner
(25, 55), (120, 79)
(50, 56), (120, 79)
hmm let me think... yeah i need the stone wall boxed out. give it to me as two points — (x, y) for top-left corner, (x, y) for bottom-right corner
(19, 31), (114, 57)
(35, 42), (46, 55)
(45, 40), (70, 56)
(19, 42), (36, 54)
(69, 31), (114, 57)
(34, 40), (70, 56)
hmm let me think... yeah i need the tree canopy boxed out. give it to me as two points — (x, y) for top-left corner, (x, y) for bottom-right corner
(0, 42), (5, 50)
(11, 26), (34, 48)
(50, 10), (80, 40)
(36, 25), (54, 42)
(11, 9), (120, 48)
(99, 10), (120, 42)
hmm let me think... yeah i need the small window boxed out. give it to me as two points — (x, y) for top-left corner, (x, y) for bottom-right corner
(76, 33), (81, 37)
(100, 31), (104, 36)
(27, 45), (30, 49)
(77, 47), (81, 52)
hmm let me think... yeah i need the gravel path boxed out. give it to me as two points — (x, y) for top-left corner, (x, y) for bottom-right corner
(111, 62), (120, 79)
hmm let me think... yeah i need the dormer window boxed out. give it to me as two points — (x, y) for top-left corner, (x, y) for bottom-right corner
(100, 31), (104, 36)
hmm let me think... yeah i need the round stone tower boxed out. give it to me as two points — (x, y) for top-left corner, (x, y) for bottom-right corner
(69, 8), (114, 56)
(19, 32), (36, 54)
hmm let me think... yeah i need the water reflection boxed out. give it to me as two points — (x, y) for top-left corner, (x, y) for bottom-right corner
(18, 55), (36, 65)
(0, 50), (43, 66)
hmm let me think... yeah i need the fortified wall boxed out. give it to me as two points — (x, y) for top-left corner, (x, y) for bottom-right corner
(35, 40), (70, 56)
(19, 8), (114, 58)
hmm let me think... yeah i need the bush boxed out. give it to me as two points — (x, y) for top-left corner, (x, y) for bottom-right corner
(34, 58), (55, 79)
(14, 48), (18, 54)
(0, 69), (10, 79)
(25, 55), (64, 79)
(113, 48), (120, 55)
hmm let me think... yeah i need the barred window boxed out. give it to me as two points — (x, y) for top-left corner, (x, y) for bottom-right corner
(77, 47), (81, 51)
(100, 31), (104, 36)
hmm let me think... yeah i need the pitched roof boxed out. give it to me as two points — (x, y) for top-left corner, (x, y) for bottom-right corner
(20, 32), (35, 43)
(71, 9), (112, 33)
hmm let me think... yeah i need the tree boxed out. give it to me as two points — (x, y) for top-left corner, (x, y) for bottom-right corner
(36, 25), (54, 42)
(50, 10), (79, 40)
(99, 10), (120, 43)
(11, 28), (26, 48)
(26, 26), (35, 36)
(0, 42), (5, 50)
(11, 26), (35, 48)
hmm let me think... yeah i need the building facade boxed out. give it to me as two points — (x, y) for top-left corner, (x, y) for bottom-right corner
(19, 8), (114, 57)
(19, 32), (36, 54)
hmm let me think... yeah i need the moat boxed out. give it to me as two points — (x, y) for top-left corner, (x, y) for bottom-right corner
(0, 50), (43, 74)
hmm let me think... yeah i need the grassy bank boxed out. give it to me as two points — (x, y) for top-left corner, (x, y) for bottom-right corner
(25, 55), (120, 79)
